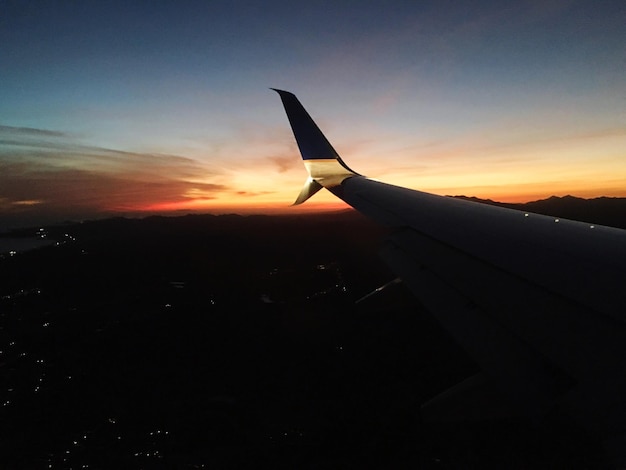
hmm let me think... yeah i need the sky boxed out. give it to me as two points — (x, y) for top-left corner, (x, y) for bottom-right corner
(1, 0), (625, 230)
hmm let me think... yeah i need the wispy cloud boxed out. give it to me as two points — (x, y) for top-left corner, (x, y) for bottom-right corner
(235, 190), (275, 197)
(267, 155), (298, 173)
(0, 124), (68, 138)
(1, 126), (209, 179)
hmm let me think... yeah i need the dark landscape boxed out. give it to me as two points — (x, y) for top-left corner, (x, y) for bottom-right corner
(1, 197), (624, 469)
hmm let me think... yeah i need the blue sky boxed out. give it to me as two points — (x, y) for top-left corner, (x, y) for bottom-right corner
(1, 0), (624, 229)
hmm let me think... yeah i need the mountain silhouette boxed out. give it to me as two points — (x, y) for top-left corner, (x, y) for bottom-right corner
(452, 195), (626, 229)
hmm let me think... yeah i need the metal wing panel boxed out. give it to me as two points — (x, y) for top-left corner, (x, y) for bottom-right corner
(381, 226), (626, 433)
(334, 177), (626, 323)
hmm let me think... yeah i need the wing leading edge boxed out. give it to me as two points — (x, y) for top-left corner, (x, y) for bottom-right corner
(273, 90), (626, 444)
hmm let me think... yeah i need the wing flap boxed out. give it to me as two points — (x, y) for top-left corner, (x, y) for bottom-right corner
(421, 372), (520, 423)
(382, 226), (626, 432)
(380, 228), (570, 422)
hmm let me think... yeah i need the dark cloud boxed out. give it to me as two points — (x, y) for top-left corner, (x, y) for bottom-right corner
(0, 126), (229, 228)
(0, 164), (226, 211)
(0, 135), (208, 181)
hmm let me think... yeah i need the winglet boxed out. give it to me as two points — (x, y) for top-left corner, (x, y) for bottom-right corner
(271, 89), (340, 161)
(272, 89), (359, 204)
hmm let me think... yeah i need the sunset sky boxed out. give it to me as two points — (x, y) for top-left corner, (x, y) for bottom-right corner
(1, 0), (625, 230)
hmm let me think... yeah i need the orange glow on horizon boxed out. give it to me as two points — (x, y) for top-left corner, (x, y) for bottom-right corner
(106, 179), (626, 219)
(113, 194), (351, 216)
(105, 134), (626, 217)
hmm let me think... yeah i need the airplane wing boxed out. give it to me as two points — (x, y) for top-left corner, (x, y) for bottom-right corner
(273, 89), (626, 443)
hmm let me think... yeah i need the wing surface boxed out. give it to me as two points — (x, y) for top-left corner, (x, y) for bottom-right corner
(273, 89), (626, 439)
